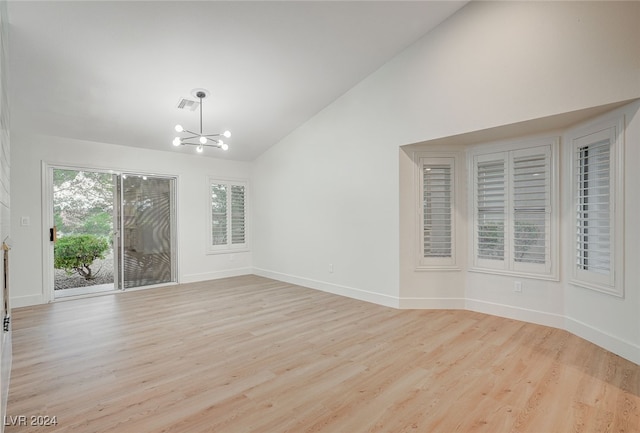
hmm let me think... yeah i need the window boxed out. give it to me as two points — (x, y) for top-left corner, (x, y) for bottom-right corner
(416, 156), (458, 269)
(512, 150), (550, 267)
(476, 157), (505, 263)
(423, 163), (452, 258)
(208, 178), (247, 253)
(471, 140), (557, 279)
(570, 120), (623, 296)
(418, 157), (456, 268)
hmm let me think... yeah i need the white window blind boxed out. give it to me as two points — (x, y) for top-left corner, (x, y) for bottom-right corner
(416, 155), (457, 269)
(570, 118), (624, 296)
(423, 164), (452, 258)
(471, 141), (556, 279)
(576, 139), (611, 275)
(209, 179), (247, 252)
(512, 149), (550, 267)
(476, 158), (505, 261)
(230, 184), (246, 245)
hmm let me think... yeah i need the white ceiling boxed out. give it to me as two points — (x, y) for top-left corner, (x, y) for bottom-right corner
(7, 1), (467, 161)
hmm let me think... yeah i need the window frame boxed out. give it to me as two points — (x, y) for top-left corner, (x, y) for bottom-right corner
(207, 177), (249, 254)
(468, 137), (559, 281)
(569, 117), (624, 297)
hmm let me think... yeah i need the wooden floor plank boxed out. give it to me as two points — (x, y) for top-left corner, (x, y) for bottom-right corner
(5, 275), (640, 432)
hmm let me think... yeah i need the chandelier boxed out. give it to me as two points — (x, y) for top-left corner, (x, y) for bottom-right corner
(172, 89), (231, 153)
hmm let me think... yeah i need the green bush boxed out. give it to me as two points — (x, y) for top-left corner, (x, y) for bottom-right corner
(81, 212), (112, 238)
(54, 234), (110, 280)
(54, 211), (112, 238)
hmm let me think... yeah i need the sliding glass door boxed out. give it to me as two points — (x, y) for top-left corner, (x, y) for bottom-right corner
(116, 174), (177, 289)
(49, 166), (177, 299)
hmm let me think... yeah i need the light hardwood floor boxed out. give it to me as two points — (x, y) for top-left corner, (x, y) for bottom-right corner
(5, 275), (640, 432)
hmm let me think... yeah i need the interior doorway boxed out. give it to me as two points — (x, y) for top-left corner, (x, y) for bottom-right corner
(47, 166), (177, 300)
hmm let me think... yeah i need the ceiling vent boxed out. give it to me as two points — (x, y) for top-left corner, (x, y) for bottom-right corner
(176, 97), (200, 111)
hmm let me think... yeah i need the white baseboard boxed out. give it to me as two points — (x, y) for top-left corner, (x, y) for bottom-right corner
(11, 294), (44, 308)
(181, 267), (252, 284)
(398, 297), (465, 309)
(465, 298), (565, 329)
(252, 268), (399, 308)
(565, 316), (640, 365)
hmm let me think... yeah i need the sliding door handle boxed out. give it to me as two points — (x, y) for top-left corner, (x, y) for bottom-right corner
(49, 226), (57, 243)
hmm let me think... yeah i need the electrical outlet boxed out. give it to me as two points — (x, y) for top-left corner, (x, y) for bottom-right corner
(514, 281), (522, 293)
(328, 263), (334, 273)
(20, 216), (30, 226)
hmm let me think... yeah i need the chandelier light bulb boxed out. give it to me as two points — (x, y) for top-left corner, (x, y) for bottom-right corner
(172, 89), (231, 154)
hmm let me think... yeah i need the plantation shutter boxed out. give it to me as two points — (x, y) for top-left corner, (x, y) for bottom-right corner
(210, 179), (248, 251)
(476, 156), (506, 262)
(576, 138), (611, 275)
(471, 141), (557, 278)
(230, 184), (246, 245)
(211, 183), (228, 246)
(512, 148), (550, 267)
(570, 120), (621, 295)
(422, 163), (452, 258)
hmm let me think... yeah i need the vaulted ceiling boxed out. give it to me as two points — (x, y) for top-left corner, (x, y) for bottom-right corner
(7, 1), (467, 160)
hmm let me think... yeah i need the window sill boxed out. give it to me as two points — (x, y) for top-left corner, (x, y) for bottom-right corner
(206, 248), (250, 256)
(415, 265), (462, 272)
(468, 266), (559, 282)
(569, 278), (623, 298)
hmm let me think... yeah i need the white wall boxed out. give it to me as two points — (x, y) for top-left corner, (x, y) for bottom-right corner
(10, 132), (252, 307)
(252, 1), (640, 363)
(252, 111), (401, 307)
